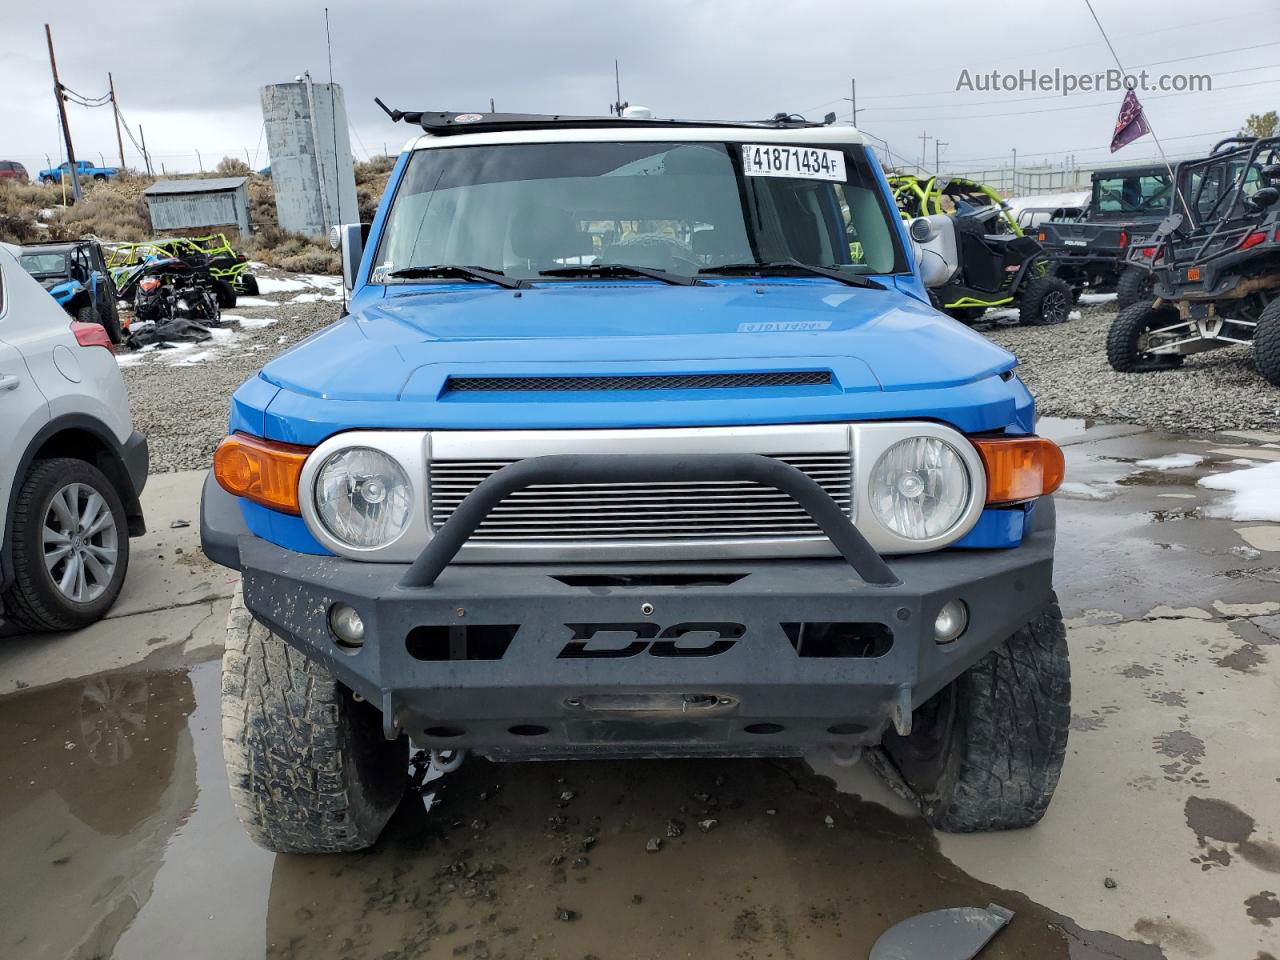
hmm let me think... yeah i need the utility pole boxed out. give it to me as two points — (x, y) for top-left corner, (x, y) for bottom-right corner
(843, 78), (858, 126)
(196, 148), (203, 174)
(934, 140), (947, 174)
(918, 131), (931, 174)
(489, 97), (495, 113)
(44, 24), (81, 200)
(108, 72), (126, 171)
(139, 124), (153, 176)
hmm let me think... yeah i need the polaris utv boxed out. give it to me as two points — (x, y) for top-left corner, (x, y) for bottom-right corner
(1037, 164), (1172, 307)
(18, 240), (125, 344)
(889, 175), (1072, 325)
(1107, 136), (1280, 385)
(200, 109), (1070, 854)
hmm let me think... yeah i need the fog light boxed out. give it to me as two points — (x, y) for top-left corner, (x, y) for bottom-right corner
(933, 600), (968, 644)
(329, 603), (365, 647)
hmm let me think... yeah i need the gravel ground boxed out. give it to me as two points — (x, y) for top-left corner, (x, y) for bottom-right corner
(982, 298), (1280, 433)
(123, 280), (1279, 473)
(122, 285), (341, 472)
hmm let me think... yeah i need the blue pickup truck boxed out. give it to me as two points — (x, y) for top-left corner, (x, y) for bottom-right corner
(38, 159), (119, 184)
(201, 109), (1069, 853)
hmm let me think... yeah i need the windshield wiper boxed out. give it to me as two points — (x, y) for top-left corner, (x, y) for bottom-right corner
(698, 260), (885, 290)
(388, 264), (526, 289)
(538, 264), (707, 286)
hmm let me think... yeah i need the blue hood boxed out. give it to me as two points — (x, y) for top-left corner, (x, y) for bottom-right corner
(247, 280), (1032, 445)
(46, 279), (82, 304)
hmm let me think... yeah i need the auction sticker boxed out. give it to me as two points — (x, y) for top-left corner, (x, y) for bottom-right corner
(742, 144), (845, 181)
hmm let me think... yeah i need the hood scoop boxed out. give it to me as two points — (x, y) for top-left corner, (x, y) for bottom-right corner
(443, 370), (834, 394)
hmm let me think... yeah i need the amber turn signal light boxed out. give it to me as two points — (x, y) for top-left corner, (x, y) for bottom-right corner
(213, 434), (312, 514)
(972, 435), (1065, 505)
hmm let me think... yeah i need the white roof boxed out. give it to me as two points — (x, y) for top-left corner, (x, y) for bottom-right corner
(402, 122), (867, 154)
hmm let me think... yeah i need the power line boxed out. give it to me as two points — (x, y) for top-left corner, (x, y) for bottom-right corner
(861, 63), (1280, 113)
(928, 126), (1238, 166)
(798, 10), (1280, 113)
(856, 77), (1280, 124)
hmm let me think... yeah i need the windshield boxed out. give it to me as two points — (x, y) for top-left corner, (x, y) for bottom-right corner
(20, 252), (69, 276)
(1092, 173), (1172, 216)
(371, 140), (906, 283)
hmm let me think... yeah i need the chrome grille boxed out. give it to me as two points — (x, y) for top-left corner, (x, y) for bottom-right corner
(428, 455), (853, 542)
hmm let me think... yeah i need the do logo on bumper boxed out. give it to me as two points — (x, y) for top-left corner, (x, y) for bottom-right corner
(559, 622), (744, 658)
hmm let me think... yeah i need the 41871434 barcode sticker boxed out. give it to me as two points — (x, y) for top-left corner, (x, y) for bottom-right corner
(742, 144), (846, 181)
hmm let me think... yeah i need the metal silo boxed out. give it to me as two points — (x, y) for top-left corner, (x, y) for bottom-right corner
(261, 73), (359, 237)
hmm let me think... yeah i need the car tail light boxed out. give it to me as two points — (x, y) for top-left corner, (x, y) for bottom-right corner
(972, 435), (1065, 505)
(1138, 246), (1156, 259)
(214, 434), (312, 514)
(70, 321), (114, 353)
(1118, 231), (1129, 247)
(1240, 230), (1268, 250)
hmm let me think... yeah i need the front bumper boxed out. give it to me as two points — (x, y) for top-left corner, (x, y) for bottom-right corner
(202, 472), (1055, 758)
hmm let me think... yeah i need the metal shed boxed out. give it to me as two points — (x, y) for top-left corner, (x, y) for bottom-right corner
(143, 177), (251, 234)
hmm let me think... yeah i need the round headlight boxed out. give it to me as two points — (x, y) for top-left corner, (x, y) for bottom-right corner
(315, 447), (413, 548)
(869, 437), (971, 541)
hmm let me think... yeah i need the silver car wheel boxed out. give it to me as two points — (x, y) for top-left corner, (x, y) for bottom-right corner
(42, 482), (119, 603)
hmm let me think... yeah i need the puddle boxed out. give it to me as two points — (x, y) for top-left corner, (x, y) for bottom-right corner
(0, 665), (1166, 960)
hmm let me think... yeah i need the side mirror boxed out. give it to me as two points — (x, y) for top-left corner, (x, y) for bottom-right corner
(1247, 186), (1279, 210)
(330, 223), (372, 292)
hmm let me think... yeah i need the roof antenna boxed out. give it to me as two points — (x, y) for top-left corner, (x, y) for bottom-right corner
(611, 59), (628, 116)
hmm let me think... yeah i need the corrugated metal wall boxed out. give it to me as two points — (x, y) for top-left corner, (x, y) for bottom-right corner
(261, 79), (359, 237)
(145, 186), (250, 232)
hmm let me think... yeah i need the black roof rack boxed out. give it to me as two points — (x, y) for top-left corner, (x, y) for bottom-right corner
(374, 100), (836, 136)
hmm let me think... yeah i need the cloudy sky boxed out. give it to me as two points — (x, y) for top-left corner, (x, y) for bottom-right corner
(4, 0), (1278, 180)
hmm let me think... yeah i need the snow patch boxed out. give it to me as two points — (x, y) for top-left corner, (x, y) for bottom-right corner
(1057, 481), (1118, 501)
(234, 296), (276, 307)
(237, 315), (279, 329)
(1078, 292), (1117, 305)
(1135, 453), (1205, 471)
(253, 276), (311, 294)
(1198, 461), (1280, 522)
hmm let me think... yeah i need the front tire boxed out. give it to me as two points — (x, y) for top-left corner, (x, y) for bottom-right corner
(222, 587), (408, 853)
(880, 596), (1070, 832)
(0, 458), (130, 631)
(1019, 276), (1073, 326)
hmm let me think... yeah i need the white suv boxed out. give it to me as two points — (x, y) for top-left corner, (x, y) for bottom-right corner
(0, 243), (148, 631)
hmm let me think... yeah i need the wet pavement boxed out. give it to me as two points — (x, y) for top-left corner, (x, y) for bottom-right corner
(2, 419), (1279, 960)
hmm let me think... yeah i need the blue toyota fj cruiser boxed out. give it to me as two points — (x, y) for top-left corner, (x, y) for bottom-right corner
(201, 109), (1070, 853)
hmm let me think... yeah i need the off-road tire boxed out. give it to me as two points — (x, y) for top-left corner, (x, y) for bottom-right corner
(76, 304), (96, 326)
(1107, 302), (1184, 372)
(1116, 266), (1155, 310)
(1018, 276), (1073, 326)
(0, 458), (130, 631)
(212, 278), (237, 309)
(222, 587), (408, 853)
(1255, 298), (1280, 387)
(238, 273), (260, 296)
(99, 295), (124, 344)
(879, 595), (1070, 832)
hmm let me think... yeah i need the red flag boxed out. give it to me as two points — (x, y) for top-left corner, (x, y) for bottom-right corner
(1110, 88), (1151, 153)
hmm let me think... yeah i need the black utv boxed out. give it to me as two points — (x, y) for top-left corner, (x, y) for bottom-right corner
(1106, 136), (1280, 386)
(1038, 164), (1172, 307)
